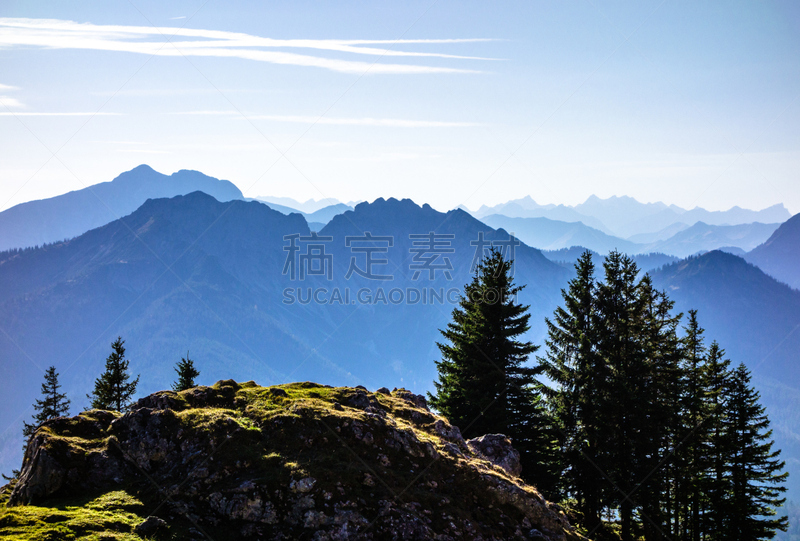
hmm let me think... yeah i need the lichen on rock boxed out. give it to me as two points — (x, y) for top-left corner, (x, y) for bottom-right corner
(3, 380), (586, 540)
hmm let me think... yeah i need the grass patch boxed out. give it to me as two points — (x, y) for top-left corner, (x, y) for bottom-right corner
(0, 490), (146, 541)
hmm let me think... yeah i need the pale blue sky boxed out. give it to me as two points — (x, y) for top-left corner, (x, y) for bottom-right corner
(1, 1), (798, 213)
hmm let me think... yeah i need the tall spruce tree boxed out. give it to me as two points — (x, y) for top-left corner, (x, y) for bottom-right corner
(723, 363), (788, 540)
(677, 310), (710, 541)
(593, 251), (653, 541)
(700, 341), (733, 540)
(87, 337), (140, 411)
(540, 250), (609, 529)
(22, 366), (71, 440)
(428, 248), (559, 494)
(173, 352), (200, 392)
(537, 250), (787, 540)
(636, 279), (683, 541)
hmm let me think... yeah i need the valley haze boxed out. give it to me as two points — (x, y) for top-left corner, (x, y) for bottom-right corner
(0, 165), (798, 508)
(1, 2), (798, 538)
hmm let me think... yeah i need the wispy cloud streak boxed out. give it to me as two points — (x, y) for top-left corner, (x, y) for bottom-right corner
(172, 111), (481, 127)
(251, 114), (482, 128)
(0, 111), (121, 116)
(0, 18), (496, 74)
(0, 96), (23, 108)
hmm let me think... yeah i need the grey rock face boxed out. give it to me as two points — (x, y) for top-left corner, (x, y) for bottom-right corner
(467, 434), (523, 477)
(7, 382), (579, 541)
(134, 516), (168, 537)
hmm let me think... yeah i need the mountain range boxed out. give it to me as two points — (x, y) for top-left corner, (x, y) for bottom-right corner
(0, 191), (569, 477)
(0, 165), (243, 252)
(1, 166), (798, 499)
(746, 213), (800, 291)
(1, 165), (790, 259)
(254, 195), (361, 214)
(472, 194), (791, 239)
(481, 214), (779, 257)
(256, 200), (355, 231)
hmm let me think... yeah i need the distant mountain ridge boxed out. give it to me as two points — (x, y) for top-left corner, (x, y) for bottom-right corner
(0, 165), (243, 251)
(0, 191), (568, 479)
(481, 214), (640, 254)
(745, 213), (800, 290)
(479, 214), (778, 258)
(646, 221), (780, 258)
(651, 250), (800, 498)
(257, 200), (354, 227)
(255, 195), (362, 214)
(470, 195), (791, 239)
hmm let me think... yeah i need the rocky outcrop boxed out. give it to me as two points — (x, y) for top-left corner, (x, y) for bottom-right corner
(8, 380), (585, 540)
(467, 434), (523, 477)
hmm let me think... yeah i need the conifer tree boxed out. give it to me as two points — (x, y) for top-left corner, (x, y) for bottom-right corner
(87, 337), (140, 411)
(172, 352), (200, 392)
(677, 310), (710, 541)
(540, 250), (608, 527)
(700, 341), (733, 540)
(536, 250), (788, 540)
(722, 363), (788, 540)
(593, 251), (652, 541)
(22, 366), (70, 440)
(429, 248), (558, 494)
(636, 279), (683, 540)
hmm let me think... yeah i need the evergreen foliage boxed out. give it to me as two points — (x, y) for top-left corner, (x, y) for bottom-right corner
(429, 248), (560, 496)
(537, 250), (788, 541)
(22, 366), (71, 442)
(724, 363), (789, 539)
(539, 250), (608, 528)
(173, 352), (200, 392)
(87, 337), (140, 412)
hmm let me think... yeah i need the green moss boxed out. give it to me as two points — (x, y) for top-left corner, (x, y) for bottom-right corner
(84, 491), (144, 513)
(5, 381), (581, 540)
(0, 490), (146, 540)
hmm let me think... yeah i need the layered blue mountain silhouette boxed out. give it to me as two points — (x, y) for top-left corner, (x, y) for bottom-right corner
(257, 200), (355, 229)
(0, 192), (569, 474)
(651, 251), (800, 497)
(0, 165), (787, 257)
(471, 194), (790, 240)
(480, 214), (778, 257)
(0, 169), (797, 498)
(0, 165), (243, 251)
(647, 221), (780, 258)
(482, 215), (641, 254)
(746, 213), (800, 291)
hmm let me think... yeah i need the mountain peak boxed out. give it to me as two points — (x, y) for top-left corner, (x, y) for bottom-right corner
(745, 212), (800, 290)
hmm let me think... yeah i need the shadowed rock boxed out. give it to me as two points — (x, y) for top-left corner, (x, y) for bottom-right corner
(8, 380), (584, 540)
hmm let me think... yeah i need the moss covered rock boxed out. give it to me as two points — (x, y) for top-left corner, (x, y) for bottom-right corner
(4, 381), (585, 540)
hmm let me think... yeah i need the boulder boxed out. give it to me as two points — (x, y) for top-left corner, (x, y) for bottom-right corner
(467, 434), (523, 477)
(6, 382), (579, 541)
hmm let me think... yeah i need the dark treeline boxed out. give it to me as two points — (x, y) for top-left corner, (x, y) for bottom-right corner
(431, 249), (788, 541)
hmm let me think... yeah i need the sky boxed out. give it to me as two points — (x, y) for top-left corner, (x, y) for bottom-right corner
(0, 1), (799, 214)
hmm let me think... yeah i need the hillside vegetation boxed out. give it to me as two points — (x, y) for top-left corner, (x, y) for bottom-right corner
(2, 380), (582, 541)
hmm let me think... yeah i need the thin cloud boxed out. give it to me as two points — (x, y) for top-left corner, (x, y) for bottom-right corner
(172, 110), (236, 115)
(170, 110), (482, 127)
(115, 148), (171, 154)
(0, 111), (121, 116)
(0, 18), (497, 74)
(252, 114), (483, 128)
(0, 96), (23, 108)
(0, 83), (19, 90)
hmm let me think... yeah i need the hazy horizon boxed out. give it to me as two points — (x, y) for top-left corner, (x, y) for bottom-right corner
(1, 162), (796, 217)
(1, 1), (798, 214)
